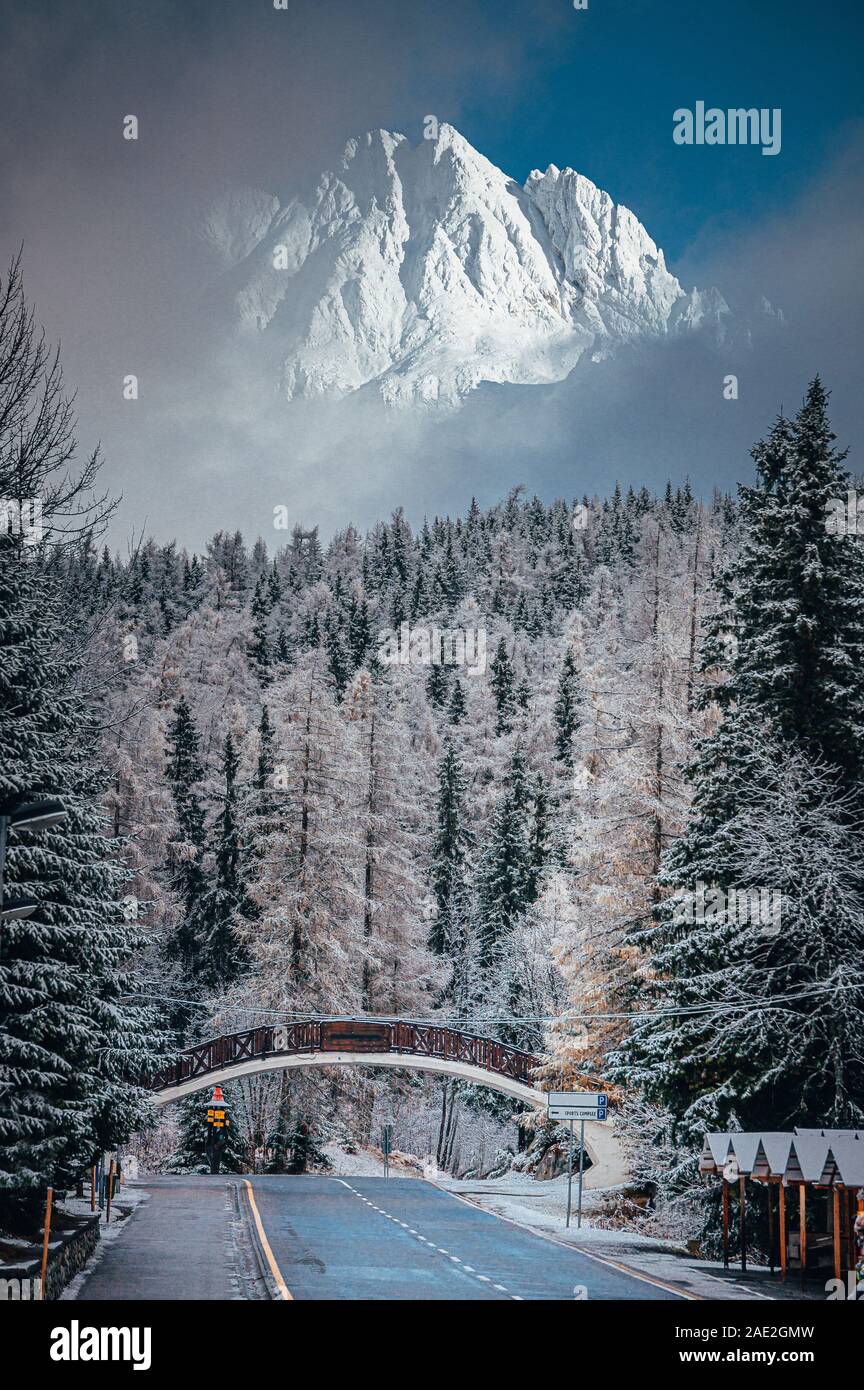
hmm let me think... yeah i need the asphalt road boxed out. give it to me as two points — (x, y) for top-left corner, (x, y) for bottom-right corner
(71, 1174), (686, 1302)
(244, 1175), (685, 1301)
(70, 1177), (263, 1301)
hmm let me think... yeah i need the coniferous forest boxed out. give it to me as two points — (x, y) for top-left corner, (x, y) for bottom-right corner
(2, 253), (864, 1249)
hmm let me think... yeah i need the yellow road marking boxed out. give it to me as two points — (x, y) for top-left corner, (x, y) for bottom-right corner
(243, 1179), (293, 1301)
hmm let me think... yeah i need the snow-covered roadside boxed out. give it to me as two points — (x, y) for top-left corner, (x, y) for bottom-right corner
(436, 1174), (788, 1302)
(321, 1141), (424, 1179)
(59, 1184), (150, 1300)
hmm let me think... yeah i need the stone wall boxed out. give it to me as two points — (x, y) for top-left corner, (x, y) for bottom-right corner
(0, 1213), (100, 1301)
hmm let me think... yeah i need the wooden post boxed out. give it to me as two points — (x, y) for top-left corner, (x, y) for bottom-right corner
(799, 1184), (807, 1288)
(833, 1186), (842, 1285)
(848, 1190), (857, 1273)
(767, 1181), (775, 1274)
(106, 1158), (115, 1223)
(39, 1187), (53, 1301)
(779, 1182), (787, 1282)
(90, 1165), (96, 1212)
(722, 1179), (730, 1269)
(739, 1175), (747, 1273)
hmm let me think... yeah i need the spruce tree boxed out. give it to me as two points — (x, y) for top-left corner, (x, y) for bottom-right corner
(254, 705), (275, 792)
(489, 638), (516, 735)
(616, 382), (864, 1138)
(723, 381), (864, 781)
(267, 561), (282, 606)
(163, 697), (208, 991)
(284, 1118), (329, 1173)
(554, 648), (581, 767)
(477, 751), (532, 968)
(166, 1087), (247, 1174)
(348, 596), (371, 667)
(447, 680), (467, 725)
(0, 254), (166, 1231)
(527, 776), (552, 899)
(429, 742), (474, 958)
(410, 566), (429, 621)
(426, 662), (449, 709)
(248, 576), (273, 684)
(325, 616), (352, 697)
(196, 733), (253, 991)
(276, 625), (293, 667)
(0, 546), (164, 1228)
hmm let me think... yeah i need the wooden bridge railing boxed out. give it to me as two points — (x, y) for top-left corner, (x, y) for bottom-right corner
(148, 1018), (542, 1092)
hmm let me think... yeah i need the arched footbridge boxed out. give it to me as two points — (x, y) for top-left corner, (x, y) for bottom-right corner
(149, 1018), (628, 1189)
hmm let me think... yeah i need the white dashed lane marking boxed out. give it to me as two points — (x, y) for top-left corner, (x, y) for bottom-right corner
(333, 1179), (519, 1300)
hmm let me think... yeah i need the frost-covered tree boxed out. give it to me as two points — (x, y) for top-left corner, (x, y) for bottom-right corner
(447, 679), (467, 725)
(345, 670), (429, 1017)
(162, 696), (208, 991)
(165, 1088), (248, 1174)
(618, 737), (864, 1137)
(196, 733), (253, 991)
(0, 254), (166, 1232)
(489, 638), (516, 735)
(617, 383), (864, 1137)
(429, 741), (474, 961)
(718, 380), (864, 783)
(248, 575), (273, 684)
(477, 748), (533, 968)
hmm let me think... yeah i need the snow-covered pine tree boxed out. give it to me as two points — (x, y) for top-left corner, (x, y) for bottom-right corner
(234, 655), (364, 1012)
(347, 595), (371, 667)
(248, 575), (273, 684)
(0, 254), (166, 1231)
(254, 705), (275, 791)
(325, 610), (353, 698)
(553, 647), (582, 767)
(447, 679), (467, 725)
(425, 662), (449, 709)
(725, 381), (864, 782)
(548, 512), (705, 1090)
(489, 638), (516, 735)
(477, 747), (533, 970)
(429, 740), (474, 961)
(162, 696), (208, 997)
(616, 382), (864, 1137)
(165, 1087), (248, 1174)
(195, 732), (253, 991)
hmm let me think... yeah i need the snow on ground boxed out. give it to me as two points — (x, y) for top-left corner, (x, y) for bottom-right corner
(321, 1141), (424, 1179)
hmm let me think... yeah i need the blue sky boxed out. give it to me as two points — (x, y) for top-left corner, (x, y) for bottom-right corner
(459, 0), (863, 260)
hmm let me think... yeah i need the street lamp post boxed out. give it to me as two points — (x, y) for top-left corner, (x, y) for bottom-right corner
(0, 796), (67, 925)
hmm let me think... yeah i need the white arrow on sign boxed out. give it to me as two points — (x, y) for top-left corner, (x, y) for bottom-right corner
(546, 1091), (608, 1121)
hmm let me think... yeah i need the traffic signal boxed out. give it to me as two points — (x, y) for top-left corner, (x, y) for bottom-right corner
(205, 1087), (230, 1138)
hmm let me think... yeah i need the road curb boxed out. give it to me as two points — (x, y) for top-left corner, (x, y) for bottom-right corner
(234, 1180), (280, 1301)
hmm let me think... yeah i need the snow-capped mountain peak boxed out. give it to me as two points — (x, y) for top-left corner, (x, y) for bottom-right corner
(201, 123), (762, 407)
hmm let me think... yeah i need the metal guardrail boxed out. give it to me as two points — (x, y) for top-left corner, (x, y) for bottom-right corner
(148, 1018), (542, 1091)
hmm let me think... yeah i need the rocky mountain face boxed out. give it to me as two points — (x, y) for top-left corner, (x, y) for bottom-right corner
(200, 124), (767, 408)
